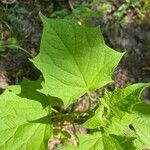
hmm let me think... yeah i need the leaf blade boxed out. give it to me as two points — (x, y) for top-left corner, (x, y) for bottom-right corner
(33, 15), (123, 106)
(0, 80), (52, 150)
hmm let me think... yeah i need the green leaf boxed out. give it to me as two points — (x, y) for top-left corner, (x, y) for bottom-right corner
(82, 115), (105, 129)
(104, 83), (147, 117)
(83, 83), (147, 130)
(80, 83), (149, 149)
(131, 103), (150, 148)
(33, 13), (123, 106)
(64, 133), (135, 150)
(8, 78), (51, 108)
(109, 134), (136, 150)
(83, 99), (110, 129)
(0, 79), (52, 150)
(64, 133), (104, 150)
(107, 110), (150, 149)
(105, 113), (134, 136)
(133, 102), (150, 115)
(82, 84), (147, 130)
(103, 83), (150, 149)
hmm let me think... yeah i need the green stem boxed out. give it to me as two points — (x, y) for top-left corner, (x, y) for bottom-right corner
(51, 107), (59, 113)
(0, 44), (33, 57)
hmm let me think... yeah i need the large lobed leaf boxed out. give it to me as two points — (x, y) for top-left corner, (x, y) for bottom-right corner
(33, 13), (123, 106)
(0, 79), (52, 150)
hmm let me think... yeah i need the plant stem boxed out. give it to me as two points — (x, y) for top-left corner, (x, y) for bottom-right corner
(87, 91), (92, 110)
(12, 45), (33, 57)
(51, 107), (59, 113)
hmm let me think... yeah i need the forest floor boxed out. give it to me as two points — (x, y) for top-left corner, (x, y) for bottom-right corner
(0, 0), (150, 148)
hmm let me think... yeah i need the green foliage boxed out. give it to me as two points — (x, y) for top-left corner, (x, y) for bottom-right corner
(0, 79), (52, 149)
(76, 84), (150, 149)
(0, 14), (149, 150)
(65, 133), (136, 150)
(33, 13), (123, 106)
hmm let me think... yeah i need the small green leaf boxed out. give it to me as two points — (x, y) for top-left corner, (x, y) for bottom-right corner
(33, 14), (123, 106)
(131, 103), (150, 148)
(83, 99), (110, 129)
(82, 116), (105, 129)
